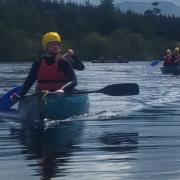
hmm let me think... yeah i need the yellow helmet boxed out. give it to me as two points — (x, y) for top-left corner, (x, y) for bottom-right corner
(175, 47), (179, 52)
(42, 32), (61, 50)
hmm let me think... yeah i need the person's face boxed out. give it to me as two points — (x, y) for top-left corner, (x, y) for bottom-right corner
(47, 41), (61, 54)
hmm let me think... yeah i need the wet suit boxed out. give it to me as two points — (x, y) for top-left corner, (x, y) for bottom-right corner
(19, 54), (77, 97)
(66, 54), (85, 71)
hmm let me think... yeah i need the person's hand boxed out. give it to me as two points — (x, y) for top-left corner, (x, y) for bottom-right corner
(10, 93), (20, 102)
(55, 53), (64, 61)
(41, 90), (49, 99)
(55, 89), (64, 95)
(67, 49), (75, 56)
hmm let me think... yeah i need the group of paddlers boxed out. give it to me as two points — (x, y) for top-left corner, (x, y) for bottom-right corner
(163, 47), (180, 67)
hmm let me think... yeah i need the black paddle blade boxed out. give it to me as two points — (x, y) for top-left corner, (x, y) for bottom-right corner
(97, 83), (139, 96)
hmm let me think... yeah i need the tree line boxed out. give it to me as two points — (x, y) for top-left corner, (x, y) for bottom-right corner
(0, 0), (180, 61)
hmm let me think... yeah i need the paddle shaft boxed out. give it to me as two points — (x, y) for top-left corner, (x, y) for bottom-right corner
(7, 83), (139, 108)
(39, 83), (139, 97)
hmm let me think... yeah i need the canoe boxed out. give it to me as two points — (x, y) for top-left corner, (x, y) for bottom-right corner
(18, 93), (90, 122)
(91, 60), (129, 63)
(160, 66), (180, 74)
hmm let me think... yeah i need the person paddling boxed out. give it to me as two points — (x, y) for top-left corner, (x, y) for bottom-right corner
(162, 49), (173, 67)
(12, 32), (78, 100)
(172, 47), (180, 66)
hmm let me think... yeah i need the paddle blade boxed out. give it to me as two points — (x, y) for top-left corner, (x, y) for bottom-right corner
(97, 83), (139, 96)
(0, 86), (21, 111)
(150, 60), (160, 66)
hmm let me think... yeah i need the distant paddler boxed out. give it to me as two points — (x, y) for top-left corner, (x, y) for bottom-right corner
(162, 49), (173, 67)
(172, 47), (180, 66)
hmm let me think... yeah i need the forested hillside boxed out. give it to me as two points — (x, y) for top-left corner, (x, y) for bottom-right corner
(0, 0), (180, 61)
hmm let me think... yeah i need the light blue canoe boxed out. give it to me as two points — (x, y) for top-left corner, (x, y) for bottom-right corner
(41, 93), (90, 119)
(18, 93), (90, 121)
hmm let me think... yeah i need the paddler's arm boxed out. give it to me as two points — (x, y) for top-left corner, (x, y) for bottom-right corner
(66, 49), (85, 70)
(19, 60), (41, 97)
(70, 55), (85, 70)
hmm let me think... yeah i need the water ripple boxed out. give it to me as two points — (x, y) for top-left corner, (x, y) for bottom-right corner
(0, 62), (180, 179)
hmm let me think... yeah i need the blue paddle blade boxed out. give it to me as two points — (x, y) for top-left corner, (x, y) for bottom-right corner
(0, 86), (21, 111)
(151, 60), (160, 66)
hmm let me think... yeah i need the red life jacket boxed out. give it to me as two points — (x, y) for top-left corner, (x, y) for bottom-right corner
(164, 55), (172, 64)
(174, 54), (180, 63)
(36, 59), (66, 91)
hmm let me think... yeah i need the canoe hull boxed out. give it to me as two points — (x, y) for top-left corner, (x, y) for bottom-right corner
(18, 93), (90, 121)
(161, 66), (180, 74)
(42, 93), (90, 119)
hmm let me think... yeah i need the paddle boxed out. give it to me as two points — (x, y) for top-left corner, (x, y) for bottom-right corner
(74, 83), (139, 96)
(0, 86), (21, 111)
(150, 60), (161, 66)
(0, 83), (139, 110)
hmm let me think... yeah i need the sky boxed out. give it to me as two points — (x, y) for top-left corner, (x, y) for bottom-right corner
(71, 0), (180, 7)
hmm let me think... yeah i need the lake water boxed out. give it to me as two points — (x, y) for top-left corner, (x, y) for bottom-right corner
(0, 61), (180, 180)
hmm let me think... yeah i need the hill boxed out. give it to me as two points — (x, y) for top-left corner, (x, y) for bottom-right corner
(116, 1), (180, 17)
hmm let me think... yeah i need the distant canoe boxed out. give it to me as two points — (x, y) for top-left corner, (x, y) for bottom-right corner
(91, 60), (129, 63)
(161, 66), (180, 75)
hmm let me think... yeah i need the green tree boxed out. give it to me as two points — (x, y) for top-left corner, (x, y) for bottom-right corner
(80, 32), (112, 60)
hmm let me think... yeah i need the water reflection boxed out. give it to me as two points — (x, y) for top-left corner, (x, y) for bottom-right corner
(11, 120), (84, 180)
(99, 132), (139, 153)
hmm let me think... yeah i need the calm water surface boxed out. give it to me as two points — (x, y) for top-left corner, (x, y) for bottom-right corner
(0, 61), (180, 180)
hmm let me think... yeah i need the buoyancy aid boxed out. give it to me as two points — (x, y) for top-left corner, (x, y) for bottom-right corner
(164, 54), (172, 64)
(173, 54), (180, 64)
(36, 59), (67, 91)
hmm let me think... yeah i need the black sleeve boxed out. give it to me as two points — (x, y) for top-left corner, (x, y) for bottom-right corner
(68, 55), (85, 71)
(19, 60), (41, 97)
(59, 60), (77, 92)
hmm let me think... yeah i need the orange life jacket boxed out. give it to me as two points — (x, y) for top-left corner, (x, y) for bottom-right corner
(36, 59), (66, 91)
